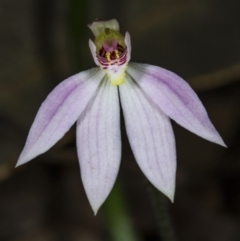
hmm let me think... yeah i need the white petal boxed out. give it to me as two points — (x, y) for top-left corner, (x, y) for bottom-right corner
(77, 77), (121, 214)
(16, 68), (105, 167)
(127, 63), (226, 147)
(125, 32), (131, 62)
(119, 75), (176, 201)
(89, 39), (100, 66)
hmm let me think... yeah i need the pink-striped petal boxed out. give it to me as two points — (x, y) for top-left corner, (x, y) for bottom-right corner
(119, 75), (176, 201)
(76, 77), (121, 214)
(16, 68), (105, 167)
(127, 63), (226, 147)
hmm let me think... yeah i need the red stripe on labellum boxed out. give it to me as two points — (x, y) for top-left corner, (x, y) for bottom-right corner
(97, 44), (128, 70)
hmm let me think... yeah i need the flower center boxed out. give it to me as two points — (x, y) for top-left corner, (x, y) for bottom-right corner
(94, 28), (128, 86)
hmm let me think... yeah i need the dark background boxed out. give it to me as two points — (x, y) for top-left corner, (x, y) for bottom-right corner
(0, 0), (240, 240)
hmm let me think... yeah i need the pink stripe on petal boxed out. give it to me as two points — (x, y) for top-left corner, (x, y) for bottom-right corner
(127, 63), (226, 147)
(77, 78), (121, 214)
(16, 68), (105, 166)
(119, 75), (176, 201)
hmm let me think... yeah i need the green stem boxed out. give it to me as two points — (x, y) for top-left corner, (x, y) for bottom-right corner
(68, 0), (87, 69)
(104, 180), (139, 241)
(147, 183), (177, 241)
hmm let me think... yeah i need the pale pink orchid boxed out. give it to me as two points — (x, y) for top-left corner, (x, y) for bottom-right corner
(16, 19), (226, 214)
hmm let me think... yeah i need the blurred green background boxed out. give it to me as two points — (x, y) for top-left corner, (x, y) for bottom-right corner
(0, 0), (240, 240)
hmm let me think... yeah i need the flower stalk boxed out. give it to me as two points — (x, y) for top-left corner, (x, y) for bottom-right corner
(104, 179), (139, 241)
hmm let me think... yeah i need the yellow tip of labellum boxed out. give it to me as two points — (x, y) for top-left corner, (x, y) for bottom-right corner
(109, 72), (126, 86)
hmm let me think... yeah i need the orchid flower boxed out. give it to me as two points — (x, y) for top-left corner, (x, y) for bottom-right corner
(16, 19), (226, 214)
